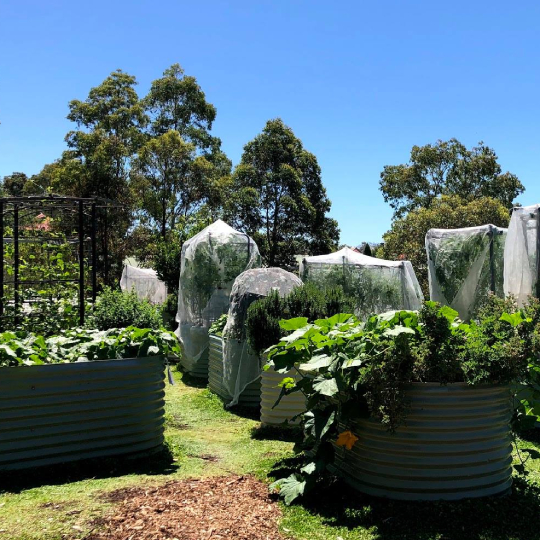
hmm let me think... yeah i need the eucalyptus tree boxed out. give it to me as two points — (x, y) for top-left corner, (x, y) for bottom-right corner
(380, 138), (523, 218)
(227, 118), (339, 269)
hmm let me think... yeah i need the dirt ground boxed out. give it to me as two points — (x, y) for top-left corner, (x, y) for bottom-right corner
(83, 475), (284, 540)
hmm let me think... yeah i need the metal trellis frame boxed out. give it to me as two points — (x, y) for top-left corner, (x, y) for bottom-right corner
(0, 194), (118, 329)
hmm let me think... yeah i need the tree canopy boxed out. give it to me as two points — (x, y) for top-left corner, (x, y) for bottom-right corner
(227, 119), (339, 269)
(380, 139), (524, 218)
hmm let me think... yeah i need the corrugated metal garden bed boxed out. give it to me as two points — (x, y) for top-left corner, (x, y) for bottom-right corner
(0, 356), (166, 471)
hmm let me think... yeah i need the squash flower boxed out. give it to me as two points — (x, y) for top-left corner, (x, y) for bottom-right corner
(335, 430), (358, 450)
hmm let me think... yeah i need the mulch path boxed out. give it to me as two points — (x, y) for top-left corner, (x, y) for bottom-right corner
(84, 475), (284, 540)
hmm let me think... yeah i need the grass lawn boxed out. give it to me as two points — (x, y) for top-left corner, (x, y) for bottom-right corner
(1, 367), (540, 540)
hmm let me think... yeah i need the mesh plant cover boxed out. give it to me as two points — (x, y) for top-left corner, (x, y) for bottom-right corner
(426, 225), (507, 320)
(504, 205), (540, 306)
(222, 268), (302, 406)
(300, 247), (423, 318)
(176, 220), (261, 370)
(120, 265), (168, 304)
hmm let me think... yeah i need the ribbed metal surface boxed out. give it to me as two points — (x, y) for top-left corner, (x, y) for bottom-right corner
(333, 383), (513, 500)
(208, 335), (260, 407)
(261, 367), (305, 426)
(180, 349), (209, 379)
(0, 357), (166, 471)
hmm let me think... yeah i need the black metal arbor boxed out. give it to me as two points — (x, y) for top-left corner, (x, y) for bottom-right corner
(0, 195), (115, 329)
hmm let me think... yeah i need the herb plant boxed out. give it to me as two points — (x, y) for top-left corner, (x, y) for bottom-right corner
(86, 287), (163, 330)
(245, 284), (355, 355)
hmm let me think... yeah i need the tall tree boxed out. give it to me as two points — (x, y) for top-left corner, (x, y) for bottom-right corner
(63, 69), (148, 283)
(133, 64), (232, 238)
(65, 69), (147, 201)
(131, 130), (216, 237)
(380, 139), (524, 218)
(227, 119), (339, 269)
(378, 195), (511, 294)
(144, 63), (220, 151)
(2, 172), (28, 196)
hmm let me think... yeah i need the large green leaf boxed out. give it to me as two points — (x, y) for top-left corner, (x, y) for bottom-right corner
(270, 474), (306, 505)
(313, 377), (339, 397)
(383, 326), (416, 338)
(279, 317), (309, 331)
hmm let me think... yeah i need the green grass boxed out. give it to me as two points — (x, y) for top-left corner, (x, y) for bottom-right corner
(1, 368), (540, 540)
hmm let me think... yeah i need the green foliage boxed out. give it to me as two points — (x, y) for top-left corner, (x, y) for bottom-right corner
(0, 326), (180, 367)
(379, 138), (524, 218)
(266, 298), (540, 503)
(301, 262), (404, 318)
(131, 130), (228, 238)
(143, 63), (220, 149)
(1, 225), (86, 336)
(246, 290), (285, 355)
(2, 172), (28, 196)
(226, 119), (339, 269)
(153, 210), (213, 294)
(245, 283), (354, 355)
(379, 195), (510, 295)
(86, 287), (163, 330)
(208, 314), (228, 337)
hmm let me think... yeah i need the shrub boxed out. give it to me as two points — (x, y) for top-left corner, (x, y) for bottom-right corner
(245, 291), (285, 354)
(86, 287), (163, 330)
(245, 284), (355, 355)
(154, 239), (182, 294)
(162, 292), (179, 331)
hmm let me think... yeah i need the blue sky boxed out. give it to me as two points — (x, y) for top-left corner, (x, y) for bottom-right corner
(1, 0), (540, 245)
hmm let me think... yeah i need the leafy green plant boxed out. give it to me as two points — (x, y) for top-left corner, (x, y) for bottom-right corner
(209, 314), (228, 337)
(86, 287), (163, 330)
(266, 298), (540, 503)
(301, 263), (404, 318)
(246, 284), (355, 355)
(0, 326), (181, 367)
(1, 225), (87, 335)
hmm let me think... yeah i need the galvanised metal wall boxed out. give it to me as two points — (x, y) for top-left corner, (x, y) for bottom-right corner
(334, 383), (513, 500)
(180, 347), (209, 379)
(0, 357), (166, 471)
(208, 335), (260, 407)
(261, 367), (305, 426)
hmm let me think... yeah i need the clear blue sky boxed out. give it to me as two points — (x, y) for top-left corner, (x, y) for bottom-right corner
(1, 0), (540, 245)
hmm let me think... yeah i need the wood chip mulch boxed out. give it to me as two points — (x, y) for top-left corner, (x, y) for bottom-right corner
(84, 475), (284, 540)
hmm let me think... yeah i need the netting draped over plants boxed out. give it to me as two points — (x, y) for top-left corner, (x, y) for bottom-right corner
(299, 247), (423, 318)
(222, 267), (302, 406)
(176, 220), (261, 369)
(426, 224), (507, 320)
(504, 204), (540, 306)
(120, 265), (167, 304)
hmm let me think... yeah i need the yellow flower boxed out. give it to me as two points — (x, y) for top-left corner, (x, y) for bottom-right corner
(335, 430), (358, 450)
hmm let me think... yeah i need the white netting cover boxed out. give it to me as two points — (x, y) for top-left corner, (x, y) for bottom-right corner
(426, 224), (507, 320)
(222, 267), (302, 406)
(504, 205), (540, 306)
(300, 247), (423, 318)
(176, 220), (261, 367)
(120, 265), (168, 304)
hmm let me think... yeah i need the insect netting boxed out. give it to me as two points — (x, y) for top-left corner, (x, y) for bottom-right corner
(426, 225), (507, 321)
(504, 205), (540, 306)
(175, 220), (261, 371)
(299, 247), (423, 319)
(222, 267), (302, 406)
(120, 265), (168, 304)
